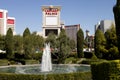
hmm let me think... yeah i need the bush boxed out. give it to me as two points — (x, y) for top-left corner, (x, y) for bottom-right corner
(0, 72), (91, 80)
(68, 52), (77, 58)
(0, 59), (8, 66)
(10, 59), (26, 65)
(84, 52), (93, 58)
(81, 59), (106, 64)
(31, 53), (42, 60)
(25, 60), (39, 64)
(64, 57), (77, 64)
(0, 53), (7, 59)
(91, 60), (120, 80)
(14, 53), (25, 59)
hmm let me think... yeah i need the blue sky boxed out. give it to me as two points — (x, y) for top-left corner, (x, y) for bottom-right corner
(0, 0), (116, 35)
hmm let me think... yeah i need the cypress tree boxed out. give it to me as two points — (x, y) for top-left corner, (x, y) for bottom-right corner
(77, 28), (84, 58)
(23, 28), (32, 59)
(23, 28), (30, 37)
(113, 0), (120, 57)
(94, 29), (107, 58)
(5, 28), (14, 59)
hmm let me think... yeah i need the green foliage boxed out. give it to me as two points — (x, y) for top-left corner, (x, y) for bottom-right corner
(0, 35), (5, 50)
(108, 46), (119, 60)
(77, 28), (84, 58)
(23, 36), (32, 59)
(5, 28), (14, 59)
(91, 60), (120, 80)
(113, 0), (120, 57)
(56, 29), (72, 63)
(105, 24), (117, 47)
(23, 28), (31, 38)
(30, 53), (42, 60)
(0, 72), (91, 80)
(45, 32), (57, 48)
(104, 25), (119, 59)
(13, 35), (23, 55)
(91, 53), (98, 60)
(69, 39), (76, 50)
(84, 52), (93, 58)
(94, 29), (107, 58)
(64, 57), (77, 64)
(23, 28), (32, 59)
(25, 60), (39, 64)
(30, 32), (44, 56)
(0, 59), (8, 66)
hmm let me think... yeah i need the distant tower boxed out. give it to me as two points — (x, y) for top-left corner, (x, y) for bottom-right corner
(41, 5), (61, 38)
(86, 30), (90, 37)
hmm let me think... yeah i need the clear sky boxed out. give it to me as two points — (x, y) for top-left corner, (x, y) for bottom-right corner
(0, 0), (116, 35)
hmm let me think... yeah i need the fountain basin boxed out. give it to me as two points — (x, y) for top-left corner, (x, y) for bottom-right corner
(0, 64), (90, 74)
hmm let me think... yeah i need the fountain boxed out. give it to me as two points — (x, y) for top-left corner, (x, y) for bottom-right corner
(41, 43), (52, 72)
(0, 43), (90, 74)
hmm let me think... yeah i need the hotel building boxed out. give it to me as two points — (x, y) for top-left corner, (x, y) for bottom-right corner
(95, 20), (115, 33)
(64, 24), (80, 44)
(41, 5), (61, 38)
(0, 9), (15, 35)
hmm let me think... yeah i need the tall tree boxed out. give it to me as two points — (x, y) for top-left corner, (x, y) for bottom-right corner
(23, 28), (30, 37)
(94, 29), (107, 58)
(104, 24), (119, 59)
(23, 28), (32, 59)
(105, 24), (117, 49)
(13, 35), (23, 54)
(57, 29), (71, 63)
(31, 32), (44, 53)
(77, 28), (84, 58)
(113, 0), (120, 57)
(5, 28), (14, 59)
(45, 32), (56, 49)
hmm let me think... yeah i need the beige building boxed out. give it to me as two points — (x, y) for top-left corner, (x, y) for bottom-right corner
(41, 5), (61, 38)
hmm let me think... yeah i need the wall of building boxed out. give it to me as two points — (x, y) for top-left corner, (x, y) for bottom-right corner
(95, 20), (115, 33)
(65, 24), (80, 44)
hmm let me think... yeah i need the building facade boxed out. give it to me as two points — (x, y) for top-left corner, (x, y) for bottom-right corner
(95, 20), (115, 33)
(41, 5), (61, 38)
(64, 24), (80, 44)
(0, 9), (15, 35)
(84, 30), (94, 52)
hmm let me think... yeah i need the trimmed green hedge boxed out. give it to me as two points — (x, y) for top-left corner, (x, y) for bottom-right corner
(0, 72), (91, 80)
(0, 59), (8, 66)
(91, 60), (120, 80)
(25, 60), (39, 64)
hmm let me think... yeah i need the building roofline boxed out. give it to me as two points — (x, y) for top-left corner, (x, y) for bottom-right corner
(7, 17), (15, 20)
(41, 5), (61, 11)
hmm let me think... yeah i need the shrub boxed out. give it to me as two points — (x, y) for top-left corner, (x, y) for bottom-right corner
(91, 60), (120, 80)
(25, 60), (39, 64)
(84, 52), (93, 58)
(0, 59), (8, 66)
(0, 72), (91, 80)
(31, 53), (42, 60)
(0, 53), (7, 59)
(64, 57), (77, 64)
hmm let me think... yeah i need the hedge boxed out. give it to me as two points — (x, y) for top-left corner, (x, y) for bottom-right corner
(0, 59), (8, 66)
(0, 72), (91, 80)
(91, 60), (120, 80)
